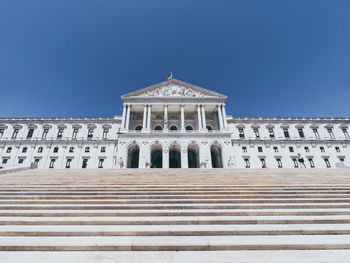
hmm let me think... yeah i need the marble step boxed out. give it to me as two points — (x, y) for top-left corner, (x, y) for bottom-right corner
(1, 235), (350, 251)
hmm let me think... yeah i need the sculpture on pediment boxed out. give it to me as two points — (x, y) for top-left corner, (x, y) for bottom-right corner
(142, 84), (205, 97)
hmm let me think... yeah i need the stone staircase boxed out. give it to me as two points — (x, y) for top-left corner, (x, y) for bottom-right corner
(1, 169), (350, 262)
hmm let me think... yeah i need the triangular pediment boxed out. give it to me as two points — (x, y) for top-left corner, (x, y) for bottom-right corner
(122, 79), (226, 99)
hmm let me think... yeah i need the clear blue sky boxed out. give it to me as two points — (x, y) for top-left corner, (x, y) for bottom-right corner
(1, 0), (349, 118)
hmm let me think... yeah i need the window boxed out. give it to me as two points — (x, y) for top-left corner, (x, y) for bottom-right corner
(253, 128), (260, 138)
(292, 158), (299, 168)
(42, 128), (49, 138)
(206, 125), (212, 131)
(324, 158), (331, 168)
(38, 147), (43, 153)
(65, 159), (72, 168)
(53, 147), (59, 153)
(135, 126), (142, 131)
(273, 146), (278, 152)
(244, 158), (250, 168)
(340, 158), (345, 162)
(342, 128), (349, 138)
(87, 128), (94, 138)
(258, 147), (263, 153)
(2, 159), (8, 164)
(186, 126), (193, 131)
(289, 147), (294, 153)
(298, 128), (305, 138)
(12, 128), (19, 138)
(155, 126), (163, 130)
(268, 128), (275, 138)
(308, 158), (315, 168)
(335, 146), (340, 153)
(6, 147), (12, 153)
(22, 147), (27, 153)
(101, 146), (106, 153)
(0, 129), (4, 138)
(82, 159), (88, 168)
(170, 126), (177, 130)
(242, 146), (247, 152)
(304, 147), (310, 152)
(238, 128), (245, 138)
(85, 147), (90, 153)
(49, 159), (56, 168)
(103, 128), (109, 137)
(72, 128), (79, 138)
(18, 158), (24, 164)
(276, 158), (282, 168)
(320, 147), (325, 152)
(98, 159), (104, 168)
(327, 128), (334, 139)
(312, 128), (319, 138)
(260, 158), (266, 167)
(27, 128), (34, 138)
(69, 146), (74, 153)
(34, 158), (40, 163)
(57, 128), (64, 138)
(283, 128), (290, 138)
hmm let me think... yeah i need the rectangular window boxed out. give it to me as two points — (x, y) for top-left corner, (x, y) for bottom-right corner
(53, 147), (59, 153)
(34, 158), (40, 163)
(292, 158), (299, 168)
(82, 159), (88, 168)
(72, 128), (79, 138)
(0, 129), (4, 138)
(69, 146), (74, 153)
(327, 128), (334, 139)
(6, 147), (12, 153)
(335, 146), (340, 153)
(18, 158), (24, 164)
(66, 159), (72, 168)
(258, 147), (263, 152)
(244, 158), (250, 168)
(283, 128), (290, 138)
(88, 128), (94, 138)
(289, 147), (294, 153)
(304, 147), (309, 152)
(342, 128), (349, 138)
(273, 146), (278, 152)
(98, 159), (104, 168)
(85, 147), (90, 153)
(49, 159), (55, 168)
(101, 146), (106, 153)
(2, 158), (8, 164)
(57, 128), (64, 138)
(324, 158), (331, 168)
(312, 128), (319, 138)
(238, 128), (245, 138)
(260, 158), (266, 167)
(253, 128), (260, 138)
(12, 128), (19, 138)
(320, 147), (325, 152)
(242, 146), (247, 152)
(276, 158), (282, 168)
(42, 128), (49, 138)
(38, 147), (43, 153)
(103, 128), (109, 138)
(298, 128), (305, 138)
(22, 147), (27, 153)
(340, 158), (345, 162)
(308, 158), (315, 168)
(27, 128), (34, 138)
(268, 128), (275, 138)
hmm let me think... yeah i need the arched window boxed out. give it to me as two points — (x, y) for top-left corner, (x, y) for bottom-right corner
(186, 126), (193, 131)
(170, 126), (178, 131)
(135, 126), (142, 130)
(206, 125), (213, 131)
(155, 126), (162, 130)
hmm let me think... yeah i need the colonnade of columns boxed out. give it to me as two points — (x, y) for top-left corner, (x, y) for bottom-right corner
(121, 103), (228, 131)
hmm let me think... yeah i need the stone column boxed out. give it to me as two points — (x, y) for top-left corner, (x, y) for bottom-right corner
(164, 105), (168, 132)
(125, 104), (131, 131)
(181, 148), (188, 168)
(197, 105), (202, 131)
(222, 104), (228, 130)
(217, 104), (223, 131)
(142, 105), (147, 132)
(121, 104), (127, 130)
(181, 105), (185, 132)
(163, 148), (169, 168)
(147, 105), (152, 130)
(201, 105), (207, 131)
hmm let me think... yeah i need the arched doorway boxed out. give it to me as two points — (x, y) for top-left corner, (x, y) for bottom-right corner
(151, 144), (162, 168)
(188, 144), (199, 168)
(169, 144), (181, 168)
(170, 125), (178, 131)
(127, 144), (140, 168)
(211, 144), (223, 168)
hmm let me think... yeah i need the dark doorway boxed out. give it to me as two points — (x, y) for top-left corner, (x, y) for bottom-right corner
(211, 144), (223, 168)
(169, 147), (181, 168)
(127, 145), (139, 168)
(188, 144), (199, 168)
(151, 146), (162, 168)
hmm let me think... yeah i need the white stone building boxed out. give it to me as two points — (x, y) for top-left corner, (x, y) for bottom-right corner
(1, 79), (349, 169)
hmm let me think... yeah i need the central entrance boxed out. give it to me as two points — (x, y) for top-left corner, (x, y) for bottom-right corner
(211, 144), (223, 168)
(188, 143), (199, 168)
(169, 144), (181, 168)
(151, 144), (162, 168)
(127, 144), (139, 168)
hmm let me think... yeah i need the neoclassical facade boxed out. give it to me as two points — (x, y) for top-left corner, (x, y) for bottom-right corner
(1, 79), (349, 169)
